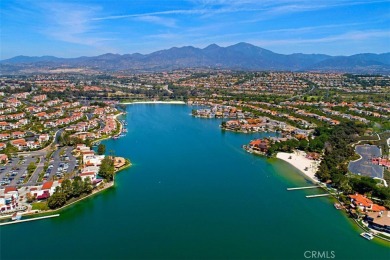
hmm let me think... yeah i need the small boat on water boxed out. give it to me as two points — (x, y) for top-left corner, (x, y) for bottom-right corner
(11, 212), (22, 221)
(334, 203), (342, 209)
(360, 232), (374, 240)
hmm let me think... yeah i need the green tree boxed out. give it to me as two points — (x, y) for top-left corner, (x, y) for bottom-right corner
(47, 191), (66, 209)
(99, 156), (115, 181)
(71, 176), (83, 197)
(82, 177), (93, 194)
(61, 179), (73, 200)
(27, 162), (36, 173)
(97, 144), (106, 155)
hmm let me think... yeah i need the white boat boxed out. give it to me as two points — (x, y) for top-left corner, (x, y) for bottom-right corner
(360, 232), (374, 240)
(334, 203), (343, 210)
(11, 212), (22, 221)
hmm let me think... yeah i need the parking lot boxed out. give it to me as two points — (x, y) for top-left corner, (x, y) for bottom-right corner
(0, 146), (79, 187)
(44, 146), (78, 182)
(348, 144), (384, 178)
(0, 154), (40, 186)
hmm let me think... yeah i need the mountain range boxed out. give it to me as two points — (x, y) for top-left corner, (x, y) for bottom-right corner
(1, 42), (389, 74)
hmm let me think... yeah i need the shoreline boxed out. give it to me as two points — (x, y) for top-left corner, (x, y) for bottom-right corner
(3, 160), (132, 221)
(91, 112), (125, 145)
(276, 151), (320, 184)
(121, 101), (185, 105)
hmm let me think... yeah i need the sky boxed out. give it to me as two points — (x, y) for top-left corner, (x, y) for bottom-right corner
(0, 0), (389, 59)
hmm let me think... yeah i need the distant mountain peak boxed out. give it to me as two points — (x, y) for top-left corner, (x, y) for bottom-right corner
(1, 43), (389, 74)
(204, 44), (221, 50)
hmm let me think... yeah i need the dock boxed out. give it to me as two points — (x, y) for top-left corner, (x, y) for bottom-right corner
(306, 194), (331, 198)
(287, 186), (320, 191)
(0, 214), (60, 226)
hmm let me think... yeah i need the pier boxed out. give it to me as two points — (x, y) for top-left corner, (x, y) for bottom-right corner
(287, 186), (320, 191)
(306, 194), (331, 198)
(0, 214), (60, 226)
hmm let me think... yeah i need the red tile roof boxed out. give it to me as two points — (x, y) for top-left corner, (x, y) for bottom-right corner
(349, 194), (372, 207)
(4, 186), (17, 193)
(41, 181), (53, 190)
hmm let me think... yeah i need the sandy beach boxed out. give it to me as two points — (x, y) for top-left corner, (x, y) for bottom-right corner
(276, 151), (320, 183)
(121, 101), (186, 105)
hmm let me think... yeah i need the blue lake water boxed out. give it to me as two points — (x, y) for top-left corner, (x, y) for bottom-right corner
(1, 104), (389, 259)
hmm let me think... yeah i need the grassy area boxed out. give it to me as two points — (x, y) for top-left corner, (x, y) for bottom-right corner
(32, 202), (49, 211)
(377, 233), (390, 240)
(37, 170), (45, 183)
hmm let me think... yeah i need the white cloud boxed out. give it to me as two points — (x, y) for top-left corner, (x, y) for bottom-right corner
(135, 15), (177, 28)
(38, 2), (113, 47)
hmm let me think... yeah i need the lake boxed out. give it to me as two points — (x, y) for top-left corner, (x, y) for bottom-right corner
(1, 104), (389, 259)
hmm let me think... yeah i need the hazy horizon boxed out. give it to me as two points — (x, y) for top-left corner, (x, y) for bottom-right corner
(2, 42), (390, 61)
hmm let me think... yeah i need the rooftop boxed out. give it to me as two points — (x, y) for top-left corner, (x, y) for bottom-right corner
(366, 211), (390, 226)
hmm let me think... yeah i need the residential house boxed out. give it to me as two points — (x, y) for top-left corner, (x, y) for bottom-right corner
(349, 194), (386, 212)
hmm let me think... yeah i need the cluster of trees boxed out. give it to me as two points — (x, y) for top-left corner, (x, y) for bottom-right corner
(47, 177), (93, 209)
(98, 156), (115, 181)
(2, 143), (18, 158)
(315, 122), (363, 182)
(58, 132), (91, 147)
(315, 122), (390, 201)
(349, 176), (390, 202)
(266, 121), (390, 202)
(267, 128), (330, 156)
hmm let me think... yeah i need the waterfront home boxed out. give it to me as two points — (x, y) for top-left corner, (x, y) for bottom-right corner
(349, 194), (386, 212)
(225, 120), (241, 131)
(84, 155), (105, 167)
(364, 211), (390, 234)
(80, 172), (97, 181)
(248, 139), (270, 153)
(82, 166), (100, 174)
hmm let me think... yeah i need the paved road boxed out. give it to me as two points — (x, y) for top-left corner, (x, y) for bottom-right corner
(1, 128), (72, 187)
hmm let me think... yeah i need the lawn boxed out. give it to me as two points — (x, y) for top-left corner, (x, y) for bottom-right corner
(31, 202), (49, 211)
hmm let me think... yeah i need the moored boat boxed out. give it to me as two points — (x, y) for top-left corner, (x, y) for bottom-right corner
(360, 232), (374, 240)
(334, 203), (342, 209)
(11, 212), (22, 221)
